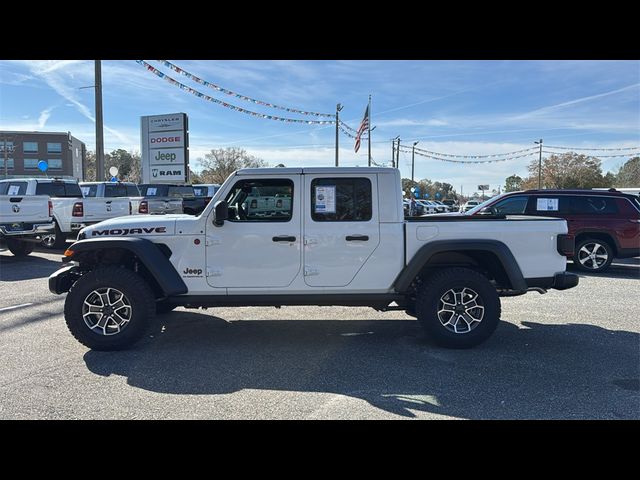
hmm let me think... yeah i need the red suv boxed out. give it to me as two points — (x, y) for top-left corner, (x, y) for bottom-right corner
(467, 189), (640, 272)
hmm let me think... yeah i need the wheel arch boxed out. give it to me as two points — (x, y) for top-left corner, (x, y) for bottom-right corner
(574, 231), (618, 256)
(65, 237), (187, 297)
(393, 240), (527, 293)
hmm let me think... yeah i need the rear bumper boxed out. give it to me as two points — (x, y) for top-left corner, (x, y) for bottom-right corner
(525, 272), (579, 291)
(0, 222), (54, 236)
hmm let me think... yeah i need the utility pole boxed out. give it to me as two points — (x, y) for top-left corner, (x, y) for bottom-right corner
(535, 138), (543, 189)
(335, 103), (343, 167)
(411, 141), (419, 182)
(396, 137), (400, 170)
(367, 95), (372, 167)
(95, 60), (105, 181)
(391, 136), (399, 169)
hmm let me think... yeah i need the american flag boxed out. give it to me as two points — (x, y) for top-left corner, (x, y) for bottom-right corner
(354, 105), (369, 153)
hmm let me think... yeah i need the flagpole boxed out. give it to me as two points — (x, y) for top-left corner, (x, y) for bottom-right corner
(367, 94), (372, 167)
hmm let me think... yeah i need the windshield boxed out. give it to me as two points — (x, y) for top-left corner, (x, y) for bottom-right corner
(465, 193), (509, 215)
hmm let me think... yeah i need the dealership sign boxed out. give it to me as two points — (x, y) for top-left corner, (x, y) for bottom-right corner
(141, 113), (189, 184)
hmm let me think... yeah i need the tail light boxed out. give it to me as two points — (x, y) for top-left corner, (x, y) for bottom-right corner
(139, 200), (149, 214)
(72, 202), (84, 217)
(48, 200), (53, 217)
(557, 234), (575, 256)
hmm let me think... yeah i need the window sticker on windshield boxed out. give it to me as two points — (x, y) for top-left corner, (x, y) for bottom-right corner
(80, 186), (90, 197)
(315, 185), (336, 213)
(147, 187), (157, 196)
(7, 185), (20, 195)
(537, 198), (559, 211)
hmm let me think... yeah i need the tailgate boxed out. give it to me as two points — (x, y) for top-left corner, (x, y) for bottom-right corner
(149, 198), (183, 214)
(83, 198), (130, 220)
(0, 195), (50, 224)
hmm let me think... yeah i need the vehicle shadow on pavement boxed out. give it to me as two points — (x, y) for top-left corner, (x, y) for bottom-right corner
(0, 254), (63, 281)
(567, 261), (640, 280)
(83, 313), (640, 419)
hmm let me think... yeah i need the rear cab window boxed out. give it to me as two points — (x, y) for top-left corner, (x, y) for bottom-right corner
(104, 184), (128, 197)
(80, 184), (97, 197)
(126, 185), (140, 196)
(36, 181), (82, 198)
(0, 181), (28, 195)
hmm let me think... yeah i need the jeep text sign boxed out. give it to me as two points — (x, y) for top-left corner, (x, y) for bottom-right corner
(141, 112), (189, 184)
(150, 147), (185, 165)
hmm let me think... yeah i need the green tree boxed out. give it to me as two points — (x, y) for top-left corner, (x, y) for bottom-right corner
(522, 152), (606, 189)
(84, 149), (142, 182)
(615, 156), (640, 187)
(504, 174), (524, 192)
(197, 148), (268, 184)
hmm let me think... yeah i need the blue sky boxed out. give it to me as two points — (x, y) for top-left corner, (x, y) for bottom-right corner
(1, 60), (638, 194)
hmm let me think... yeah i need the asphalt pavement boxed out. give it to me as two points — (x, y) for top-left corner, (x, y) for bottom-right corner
(0, 244), (638, 419)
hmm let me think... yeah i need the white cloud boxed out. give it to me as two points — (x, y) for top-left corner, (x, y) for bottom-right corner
(37, 106), (54, 128)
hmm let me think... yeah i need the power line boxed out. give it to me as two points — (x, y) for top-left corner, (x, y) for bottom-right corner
(544, 145), (639, 151)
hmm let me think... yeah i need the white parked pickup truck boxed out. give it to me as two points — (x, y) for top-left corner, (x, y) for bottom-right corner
(0, 178), (131, 249)
(0, 190), (53, 256)
(49, 167), (578, 351)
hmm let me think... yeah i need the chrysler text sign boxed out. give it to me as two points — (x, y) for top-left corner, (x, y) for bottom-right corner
(141, 113), (189, 184)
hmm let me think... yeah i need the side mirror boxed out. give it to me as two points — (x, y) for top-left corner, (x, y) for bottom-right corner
(478, 206), (496, 215)
(213, 200), (228, 226)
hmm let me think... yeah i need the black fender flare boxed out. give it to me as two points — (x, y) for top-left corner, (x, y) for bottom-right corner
(393, 240), (526, 293)
(65, 237), (187, 296)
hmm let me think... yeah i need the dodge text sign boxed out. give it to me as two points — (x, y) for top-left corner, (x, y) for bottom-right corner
(148, 131), (184, 148)
(141, 113), (189, 184)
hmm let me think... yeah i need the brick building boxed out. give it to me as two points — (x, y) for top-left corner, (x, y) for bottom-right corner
(0, 131), (86, 180)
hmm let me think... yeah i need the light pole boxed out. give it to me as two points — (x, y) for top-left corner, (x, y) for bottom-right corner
(411, 141), (419, 182)
(335, 103), (343, 167)
(95, 60), (105, 181)
(391, 136), (399, 168)
(535, 138), (543, 189)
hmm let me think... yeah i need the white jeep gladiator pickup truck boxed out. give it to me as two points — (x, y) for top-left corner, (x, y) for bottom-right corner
(49, 167), (578, 350)
(0, 192), (53, 256)
(0, 178), (131, 249)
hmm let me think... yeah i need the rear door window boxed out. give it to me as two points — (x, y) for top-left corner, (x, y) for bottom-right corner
(126, 185), (140, 196)
(311, 177), (372, 222)
(528, 196), (571, 214)
(80, 184), (97, 197)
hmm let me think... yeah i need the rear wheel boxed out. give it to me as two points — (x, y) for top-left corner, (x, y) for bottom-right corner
(6, 239), (35, 257)
(64, 266), (156, 351)
(573, 238), (613, 272)
(415, 267), (501, 348)
(41, 221), (67, 250)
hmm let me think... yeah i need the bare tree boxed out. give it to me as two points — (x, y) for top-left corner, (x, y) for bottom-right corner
(196, 148), (268, 184)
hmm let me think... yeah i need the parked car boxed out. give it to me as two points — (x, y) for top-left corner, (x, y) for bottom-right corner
(138, 184), (206, 216)
(0, 191), (53, 256)
(432, 200), (450, 213)
(50, 166), (577, 351)
(415, 199), (436, 214)
(442, 199), (458, 210)
(193, 184), (221, 209)
(403, 199), (424, 216)
(0, 178), (130, 249)
(460, 200), (480, 212)
(467, 188), (640, 272)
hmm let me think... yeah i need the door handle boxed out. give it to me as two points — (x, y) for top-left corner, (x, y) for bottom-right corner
(273, 235), (296, 242)
(346, 235), (369, 241)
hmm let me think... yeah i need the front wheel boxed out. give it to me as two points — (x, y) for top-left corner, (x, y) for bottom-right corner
(6, 239), (35, 257)
(415, 267), (501, 349)
(573, 238), (613, 272)
(64, 266), (156, 351)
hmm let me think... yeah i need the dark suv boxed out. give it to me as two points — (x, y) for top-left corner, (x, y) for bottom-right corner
(468, 189), (640, 272)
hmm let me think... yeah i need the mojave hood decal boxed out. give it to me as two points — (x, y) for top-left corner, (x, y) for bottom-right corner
(80, 215), (181, 237)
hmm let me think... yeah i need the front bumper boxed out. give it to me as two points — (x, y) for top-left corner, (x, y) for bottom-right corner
(0, 222), (54, 237)
(48, 265), (82, 294)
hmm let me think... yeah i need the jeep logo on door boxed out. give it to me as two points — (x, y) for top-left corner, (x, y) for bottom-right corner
(182, 267), (203, 277)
